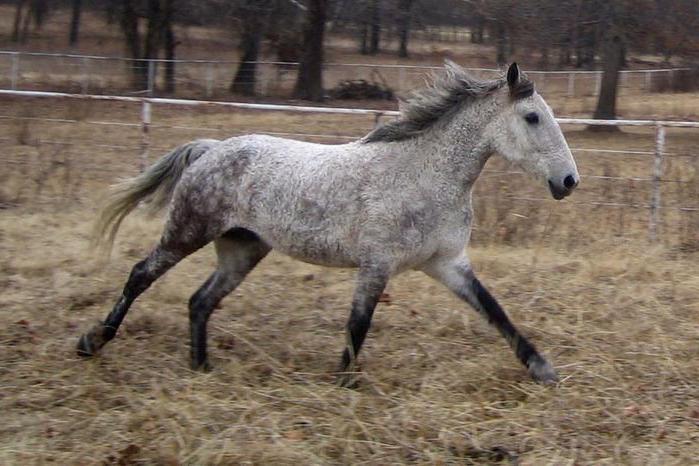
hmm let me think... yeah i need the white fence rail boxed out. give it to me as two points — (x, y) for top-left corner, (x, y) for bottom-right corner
(2, 88), (698, 241)
(0, 50), (690, 99)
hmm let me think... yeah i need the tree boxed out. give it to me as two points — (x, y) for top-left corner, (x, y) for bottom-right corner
(229, 1), (269, 95)
(12, 0), (50, 43)
(293, 0), (327, 101)
(162, 0), (176, 93)
(69, 0), (82, 46)
(397, 0), (414, 57)
(116, 0), (179, 93)
(589, 1), (636, 128)
(591, 31), (624, 127)
(369, 0), (381, 54)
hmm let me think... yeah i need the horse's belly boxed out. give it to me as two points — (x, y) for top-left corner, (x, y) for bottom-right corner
(267, 234), (359, 268)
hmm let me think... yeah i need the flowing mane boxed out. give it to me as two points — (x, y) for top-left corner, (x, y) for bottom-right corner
(363, 61), (534, 144)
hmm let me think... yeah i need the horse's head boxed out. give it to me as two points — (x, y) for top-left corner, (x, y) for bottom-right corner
(486, 63), (579, 200)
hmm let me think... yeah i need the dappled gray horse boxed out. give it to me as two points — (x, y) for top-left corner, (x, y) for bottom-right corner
(78, 62), (579, 385)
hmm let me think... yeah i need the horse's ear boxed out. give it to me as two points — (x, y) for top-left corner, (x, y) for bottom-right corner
(507, 62), (520, 87)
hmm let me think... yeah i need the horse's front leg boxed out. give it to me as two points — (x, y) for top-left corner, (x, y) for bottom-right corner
(424, 255), (558, 384)
(337, 264), (390, 387)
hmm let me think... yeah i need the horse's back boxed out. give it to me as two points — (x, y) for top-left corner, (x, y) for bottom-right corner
(166, 134), (366, 266)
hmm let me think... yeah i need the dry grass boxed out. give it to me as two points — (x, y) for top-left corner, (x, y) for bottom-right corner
(2, 208), (699, 464)
(1, 96), (699, 465)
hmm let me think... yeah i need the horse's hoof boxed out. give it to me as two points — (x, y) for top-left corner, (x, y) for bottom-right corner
(191, 360), (212, 372)
(76, 322), (111, 358)
(76, 333), (95, 357)
(336, 372), (360, 389)
(528, 358), (559, 385)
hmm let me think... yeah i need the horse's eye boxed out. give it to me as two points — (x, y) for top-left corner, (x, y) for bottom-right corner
(524, 112), (539, 125)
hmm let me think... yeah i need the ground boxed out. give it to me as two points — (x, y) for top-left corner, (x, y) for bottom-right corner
(2, 7), (699, 465)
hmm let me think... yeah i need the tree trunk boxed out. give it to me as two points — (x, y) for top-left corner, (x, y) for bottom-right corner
(359, 19), (369, 54)
(591, 33), (624, 131)
(12, 0), (28, 43)
(495, 22), (507, 66)
(369, 0), (380, 55)
(293, 0), (327, 101)
(68, 0), (81, 46)
(471, 15), (484, 44)
(230, 25), (262, 95)
(120, 0), (142, 88)
(20, 0), (33, 43)
(162, 0), (175, 94)
(397, 0), (413, 58)
(142, 0), (163, 93)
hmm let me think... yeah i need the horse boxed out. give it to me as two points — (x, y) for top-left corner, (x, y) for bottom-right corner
(77, 62), (579, 386)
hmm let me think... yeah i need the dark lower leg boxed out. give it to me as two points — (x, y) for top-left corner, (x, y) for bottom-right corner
(189, 233), (270, 371)
(338, 267), (389, 379)
(470, 277), (539, 367)
(189, 272), (220, 370)
(77, 246), (182, 356)
(466, 276), (557, 383)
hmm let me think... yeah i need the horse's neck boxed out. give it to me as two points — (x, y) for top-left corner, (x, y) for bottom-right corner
(396, 106), (495, 189)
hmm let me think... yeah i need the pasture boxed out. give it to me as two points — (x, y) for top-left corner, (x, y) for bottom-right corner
(1, 95), (699, 464)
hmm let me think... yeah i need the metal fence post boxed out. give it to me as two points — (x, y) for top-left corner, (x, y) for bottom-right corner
(206, 62), (214, 98)
(258, 63), (268, 97)
(147, 59), (156, 96)
(645, 71), (651, 92)
(10, 52), (19, 89)
(595, 71), (602, 96)
(374, 112), (383, 128)
(140, 100), (152, 172)
(81, 57), (90, 94)
(649, 123), (665, 241)
(567, 73), (575, 98)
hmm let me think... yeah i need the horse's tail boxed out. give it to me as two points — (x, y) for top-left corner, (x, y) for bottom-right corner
(93, 138), (220, 251)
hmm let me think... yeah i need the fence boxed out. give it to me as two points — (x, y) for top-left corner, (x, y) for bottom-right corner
(0, 50), (689, 100)
(1, 88), (698, 244)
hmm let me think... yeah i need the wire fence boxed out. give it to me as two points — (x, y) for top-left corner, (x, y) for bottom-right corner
(0, 50), (690, 100)
(1, 88), (698, 245)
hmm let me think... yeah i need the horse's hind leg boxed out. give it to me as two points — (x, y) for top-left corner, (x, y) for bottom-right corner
(337, 264), (390, 387)
(189, 228), (270, 371)
(76, 239), (198, 357)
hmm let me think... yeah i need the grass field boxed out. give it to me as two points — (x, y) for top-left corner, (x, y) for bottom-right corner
(2, 8), (699, 465)
(1, 94), (699, 465)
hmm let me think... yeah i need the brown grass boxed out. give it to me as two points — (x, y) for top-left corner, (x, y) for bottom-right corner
(2, 11), (699, 464)
(1, 95), (699, 465)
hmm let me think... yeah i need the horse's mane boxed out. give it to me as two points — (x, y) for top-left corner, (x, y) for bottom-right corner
(362, 61), (534, 144)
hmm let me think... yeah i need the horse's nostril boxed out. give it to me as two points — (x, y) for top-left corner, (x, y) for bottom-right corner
(564, 175), (577, 190)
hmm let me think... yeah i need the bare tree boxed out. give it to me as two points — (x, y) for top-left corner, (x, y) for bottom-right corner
(68, 0), (82, 46)
(12, 0), (49, 43)
(397, 0), (414, 57)
(116, 0), (178, 92)
(293, 0), (328, 101)
(230, 1), (270, 95)
(369, 0), (381, 54)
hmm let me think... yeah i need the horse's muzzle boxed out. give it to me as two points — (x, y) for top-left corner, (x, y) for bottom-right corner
(548, 174), (579, 200)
